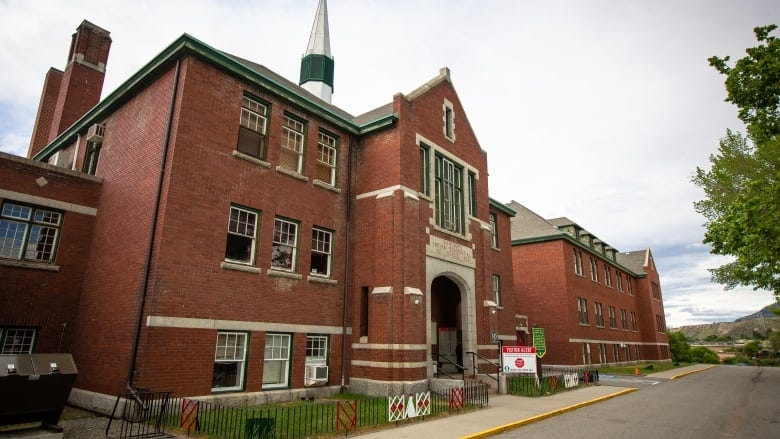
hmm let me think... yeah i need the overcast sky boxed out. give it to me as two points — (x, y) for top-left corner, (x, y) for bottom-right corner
(1, 0), (777, 327)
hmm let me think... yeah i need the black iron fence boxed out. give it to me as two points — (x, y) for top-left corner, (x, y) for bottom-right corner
(106, 390), (172, 439)
(150, 381), (489, 439)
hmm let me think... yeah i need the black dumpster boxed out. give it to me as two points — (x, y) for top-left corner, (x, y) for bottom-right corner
(0, 353), (78, 431)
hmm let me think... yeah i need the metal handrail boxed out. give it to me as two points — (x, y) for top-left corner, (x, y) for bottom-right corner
(433, 353), (466, 380)
(466, 351), (500, 393)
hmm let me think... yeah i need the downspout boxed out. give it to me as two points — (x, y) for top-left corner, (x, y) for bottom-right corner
(340, 136), (354, 391)
(127, 59), (182, 391)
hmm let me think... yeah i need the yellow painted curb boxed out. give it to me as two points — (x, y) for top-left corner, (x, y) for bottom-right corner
(460, 388), (639, 439)
(669, 365), (718, 380)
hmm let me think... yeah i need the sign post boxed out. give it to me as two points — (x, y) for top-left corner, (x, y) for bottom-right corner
(532, 327), (546, 378)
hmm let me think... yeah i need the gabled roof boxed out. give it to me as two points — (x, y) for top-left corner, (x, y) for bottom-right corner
(617, 249), (649, 275)
(33, 33), (399, 161)
(506, 200), (647, 277)
(506, 200), (564, 241)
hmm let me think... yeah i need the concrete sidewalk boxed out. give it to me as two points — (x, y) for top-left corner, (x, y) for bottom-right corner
(354, 364), (717, 439)
(353, 385), (635, 439)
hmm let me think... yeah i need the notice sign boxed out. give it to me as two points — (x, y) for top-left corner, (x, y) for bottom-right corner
(532, 327), (546, 358)
(501, 346), (537, 374)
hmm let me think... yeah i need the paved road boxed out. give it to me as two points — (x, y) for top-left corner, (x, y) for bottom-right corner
(493, 365), (780, 439)
(598, 373), (663, 388)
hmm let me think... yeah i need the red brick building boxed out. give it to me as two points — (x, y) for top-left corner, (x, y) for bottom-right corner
(2, 3), (669, 413)
(2, 5), (519, 412)
(507, 201), (670, 366)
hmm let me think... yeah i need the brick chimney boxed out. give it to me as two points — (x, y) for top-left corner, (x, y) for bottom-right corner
(28, 20), (111, 159)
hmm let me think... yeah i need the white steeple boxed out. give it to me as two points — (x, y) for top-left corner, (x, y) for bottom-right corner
(300, 0), (334, 103)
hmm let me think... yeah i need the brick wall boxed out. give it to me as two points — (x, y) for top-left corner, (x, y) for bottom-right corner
(0, 153), (101, 354)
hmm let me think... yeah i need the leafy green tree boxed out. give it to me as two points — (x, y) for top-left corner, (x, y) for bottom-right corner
(770, 330), (780, 356)
(668, 331), (691, 363)
(693, 25), (780, 298)
(743, 340), (761, 357)
(690, 346), (720, 364)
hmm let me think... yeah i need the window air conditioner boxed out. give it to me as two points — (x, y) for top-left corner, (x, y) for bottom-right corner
(86, 124), (105, 142)
(305, 365), (328, 386)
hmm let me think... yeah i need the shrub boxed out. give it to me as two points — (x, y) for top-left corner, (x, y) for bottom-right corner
(690, 346), (720, 364)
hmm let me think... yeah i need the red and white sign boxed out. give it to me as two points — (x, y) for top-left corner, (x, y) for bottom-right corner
(501, 346), (537, 373)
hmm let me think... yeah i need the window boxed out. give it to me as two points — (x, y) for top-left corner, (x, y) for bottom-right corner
(1, 202), (62, 263)
(212, 332), (247, 391)
(613, 344), (620, 362)
(608, 306), (617, 329)
(626, 277), (633, 295)
(272, 218), (298, 271)
(656, 314), (667, 333)
(581, 343), (591, 365)
(237, 96), (268, 159)
(306, 335), (328, 365)
(616, 272), (624, 292)
(434, 155), (464, 233)
(651, 282), (662, 300)
(599, 343), (607, 364)
(0, 328), (36, 354)
(468, 172), (476, 216)
(83, 140), (101, 175)
(630, 311), (638, 331)
(572, 249), (583, 275)
(263, 333), (291, 389)
(225, 206), (258, 264)
(604, 266), (612, 288)
(444, 102), (455, 140)
(310, 227), (332, 276)
(594, 302), (604, 327)
(589, 257), (599, 282)
(492, 275), (501, 306)
(315, 131), (337, 186)
(577, 297), (589, 325)
(489, 213), (498, 249)
(620, 309), (628, 330)
(419, 144), (430, 195)
(280, 115), (305, 174)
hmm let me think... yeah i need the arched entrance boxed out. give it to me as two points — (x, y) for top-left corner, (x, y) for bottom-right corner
(431, 276), (462, 373)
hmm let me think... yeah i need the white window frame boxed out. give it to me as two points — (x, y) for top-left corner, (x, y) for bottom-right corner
(237, 96), (268, 159)
(263, 333), (291, 389)
(577, 297), (589, 325)
(0, 202), (62, 263)
(225, 205), (258, 265)
(589, 257), (599, 282)
(315, 131), (337, 186)
(492, 275), (501, 306)
(443, 100), (455, 141)
(310, 227), (332, 277)
(305, 335), (328, 366)
(272, 217), (298, 271)
(604, 265), (612, 287)
(0, 328), (36, 354)
(489, 213), (498, 249)
(212, 331), (247, 392)
(572, 249), (583, 276)
(280, 115), (305, 174)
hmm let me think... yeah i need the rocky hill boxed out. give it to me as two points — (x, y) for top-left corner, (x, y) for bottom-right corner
(673, 304), (780, 341)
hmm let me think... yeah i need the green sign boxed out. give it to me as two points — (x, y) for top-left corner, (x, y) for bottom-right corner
(532, 327), (546, 358)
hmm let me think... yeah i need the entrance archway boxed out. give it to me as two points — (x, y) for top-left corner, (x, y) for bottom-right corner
(431, 276), (462, 373)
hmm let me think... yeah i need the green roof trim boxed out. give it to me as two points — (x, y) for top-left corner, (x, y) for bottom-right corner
(489, 198), (516, 216)
(34, 33), (397, 162)
(511, 233), (646, 278)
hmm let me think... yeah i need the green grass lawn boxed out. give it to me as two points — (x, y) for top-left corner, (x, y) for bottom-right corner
(598, 362), (692, 375)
